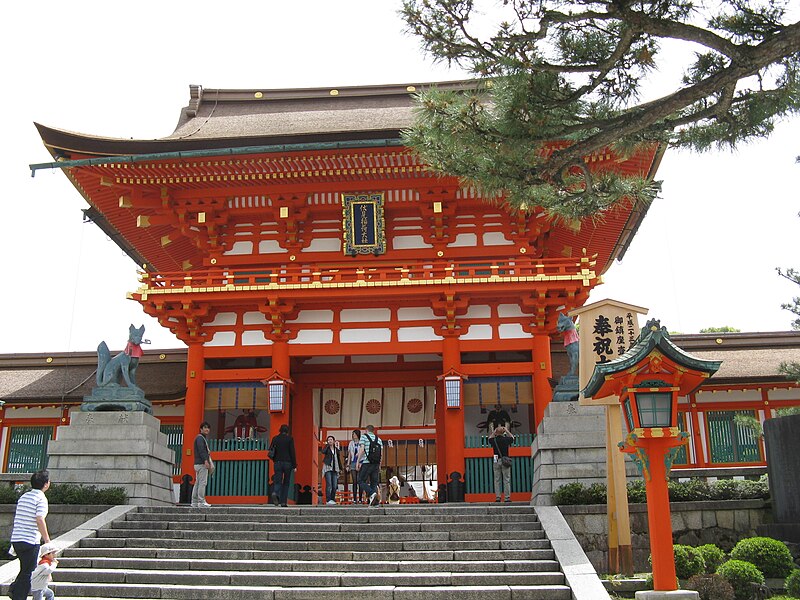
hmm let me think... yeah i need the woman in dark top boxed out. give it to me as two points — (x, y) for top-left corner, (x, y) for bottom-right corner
(269, 424), (297, 507)
(320, 435), (343, 505)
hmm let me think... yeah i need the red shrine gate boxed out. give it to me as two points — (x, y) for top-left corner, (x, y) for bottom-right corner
(32, 82), (664, 503)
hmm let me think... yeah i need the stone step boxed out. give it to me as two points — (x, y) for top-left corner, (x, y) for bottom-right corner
(64, 546), (556, 562)
(101, 527), (545, 541)
(112, 519), (542, 532)
(79, 536), (551, 552)
(126, 513), (541, 526)
(54, 568), (566, 587)
(58, 556), (561, 573)
(48, 582), (572, 600)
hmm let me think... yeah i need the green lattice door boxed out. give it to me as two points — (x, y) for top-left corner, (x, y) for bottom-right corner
(707, 410), (762, 464)
(6, 426), (53, 473)
(160, 424), (184, 476)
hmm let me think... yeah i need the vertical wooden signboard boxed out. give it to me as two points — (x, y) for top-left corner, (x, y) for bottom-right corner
(569, 299), (648, 575)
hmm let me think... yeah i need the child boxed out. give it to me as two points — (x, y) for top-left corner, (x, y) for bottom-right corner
(30, 542), (59, 600)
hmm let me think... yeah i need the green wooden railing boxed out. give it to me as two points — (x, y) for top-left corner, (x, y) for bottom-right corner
(206, 459), (272, 497)
(159, 424), (183, 476)
(208, 438), (269, 451)
(6, 426), (52, 473)
(464, 433), (535, 448)
(465, 456), (533, 494)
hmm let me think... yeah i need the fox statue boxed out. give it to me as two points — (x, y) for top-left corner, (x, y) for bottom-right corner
(96, 324), (147, 388)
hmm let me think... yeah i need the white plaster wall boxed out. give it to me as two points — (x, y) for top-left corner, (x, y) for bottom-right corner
(259, 240), (284, 254)
(204, 331), (236, 347)
(243, 312), (269, 325)
(241, 331), (271, 346)
(465, 305), (491, 319)
(206, 312), (238, 327)
(460, 325), (493, 340)
(498, 323), (530, 339)
(397, 307), (441, 321)
(224, 241), (253, 255)
(340, 308), (391, 323)
(397, 327), (442, 342)
(291, 330), (335, 344)
(287, 310), (335, 324)
(392, 235), (433, 249)
(340, 328), (392, 343)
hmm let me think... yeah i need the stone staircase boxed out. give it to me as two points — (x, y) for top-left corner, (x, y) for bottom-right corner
(48, 504), (574, 599)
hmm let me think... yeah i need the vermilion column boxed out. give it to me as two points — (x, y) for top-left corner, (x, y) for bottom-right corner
(269, 339), (291, 439)
(292, 383), (317, 505)
(644, 437), (678, 591)
(441, 334), (465, 481)
(531, 334), (553, 431)
(181, 342), (205, 477)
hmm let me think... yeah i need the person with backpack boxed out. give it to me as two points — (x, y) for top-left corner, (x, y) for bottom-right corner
(356, 424), (383, 507)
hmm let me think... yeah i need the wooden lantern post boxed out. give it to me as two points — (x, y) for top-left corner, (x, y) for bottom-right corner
(583, 319), (721, 596)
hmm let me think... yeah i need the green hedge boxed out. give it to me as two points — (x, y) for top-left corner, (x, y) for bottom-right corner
(729, 537), (794, 579)
(552, 477), (769, 505)
(0, 483), (128, 505)
(716, 560), (764, 600)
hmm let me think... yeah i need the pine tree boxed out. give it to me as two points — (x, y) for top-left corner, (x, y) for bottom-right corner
(778, 260), (800, 382)
(401, 1), (800, 221)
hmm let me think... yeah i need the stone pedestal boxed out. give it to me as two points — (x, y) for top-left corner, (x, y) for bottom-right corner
(551, 375), (579, 402)
(47, 411), (174, 506)
(81, 385), (153, 414)
(531, 401), (638, 505)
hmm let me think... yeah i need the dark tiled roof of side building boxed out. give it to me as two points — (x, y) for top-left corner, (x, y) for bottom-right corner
(1, 331), (798, 404)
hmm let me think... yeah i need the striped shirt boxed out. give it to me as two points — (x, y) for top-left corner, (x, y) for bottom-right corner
(359, 433), (383, 464)
(11, 489), (48, 544)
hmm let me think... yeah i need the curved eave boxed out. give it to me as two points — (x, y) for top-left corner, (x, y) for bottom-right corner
(583, 330), (722, 397)
(35, 122), (404, 160)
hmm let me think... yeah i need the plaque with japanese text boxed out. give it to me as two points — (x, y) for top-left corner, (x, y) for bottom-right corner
(342, 193), (386, 256)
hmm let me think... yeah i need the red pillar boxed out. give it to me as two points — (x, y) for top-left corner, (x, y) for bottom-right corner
(440, 335), (465, 481)
(644, 438), (678, 591)
(181, 342), (205, 477)
(531, 334), (553, 431)
(269, 339), (291, 439)
(292, 383), (318, 505)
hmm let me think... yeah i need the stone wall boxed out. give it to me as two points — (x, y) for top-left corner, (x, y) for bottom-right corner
(0, 504), (111, 553)
(559, 499), (771, 573)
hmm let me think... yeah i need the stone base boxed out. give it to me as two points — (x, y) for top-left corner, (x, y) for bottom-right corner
(47, 411), (174, 506)
(636, 591), (699, 599)
(552, 375), (579, 402)
(531, 401), (638, 505)
(81, 385), (153, 414)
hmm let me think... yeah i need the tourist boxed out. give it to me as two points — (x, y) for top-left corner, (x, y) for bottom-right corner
(345, 429), (362, 503)
(320, 435), (343, 505)
(9, 470), (51, 600)
(270, 424), (297, 507)
(191, 421), (213, 508)
(30, 542), (59, 600)
(489, 425), (514, 502)
(356, 425), (383, 507)
(387, 475), (401, 505)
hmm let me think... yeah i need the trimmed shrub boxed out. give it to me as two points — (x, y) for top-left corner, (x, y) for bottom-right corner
(710, 479), (739, 501)
(686, 573), (735, 600)
(0, 485), (21, 504)
(716, 559), (765, 600)
(729, 536), (794, 579)
(669, 478), (711, 502)
(675, 544), (707, 579)
(785, 569), (800, 598)
(697, 544), (727, 574)
(627, 480), (647, 503)
(45, 483), (128, 505)
(552, 482), (586, 505)
(585, 482), (607, 504)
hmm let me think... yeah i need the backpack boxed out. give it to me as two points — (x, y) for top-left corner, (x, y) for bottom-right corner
(365, 433), (382, 464)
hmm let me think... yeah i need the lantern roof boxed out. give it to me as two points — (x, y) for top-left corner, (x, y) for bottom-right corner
(583, 319), (722, 399)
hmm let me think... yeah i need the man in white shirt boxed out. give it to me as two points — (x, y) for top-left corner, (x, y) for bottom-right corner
(9, 470), (51, 600)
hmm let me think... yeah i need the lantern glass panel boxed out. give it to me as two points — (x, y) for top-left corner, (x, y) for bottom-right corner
(444, 376), (461, 408)
(622, 398), (634, 432)
(635, 391), (673, 427)
(268, 381), (285, 411)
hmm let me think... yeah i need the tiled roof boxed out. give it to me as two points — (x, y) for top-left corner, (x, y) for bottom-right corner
(0, 354), (186, 404)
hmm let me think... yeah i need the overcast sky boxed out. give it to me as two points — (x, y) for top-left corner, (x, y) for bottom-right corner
(1, 1), (798, 354)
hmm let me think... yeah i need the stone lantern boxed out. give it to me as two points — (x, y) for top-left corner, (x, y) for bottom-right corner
(583, 319), (721, 599)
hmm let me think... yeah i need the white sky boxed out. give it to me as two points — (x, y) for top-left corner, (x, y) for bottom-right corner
(1, 1), (798, 354)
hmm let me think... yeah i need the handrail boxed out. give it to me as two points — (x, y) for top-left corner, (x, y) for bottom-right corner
(136, 257), (596, 295)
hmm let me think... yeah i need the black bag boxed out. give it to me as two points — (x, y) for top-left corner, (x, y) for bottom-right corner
(500, 456), (513, 468)
(268, 445), (276, 459)
(365, 434), (382, 464)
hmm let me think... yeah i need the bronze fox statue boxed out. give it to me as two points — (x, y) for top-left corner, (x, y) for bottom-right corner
(96, 324), (147, 388)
